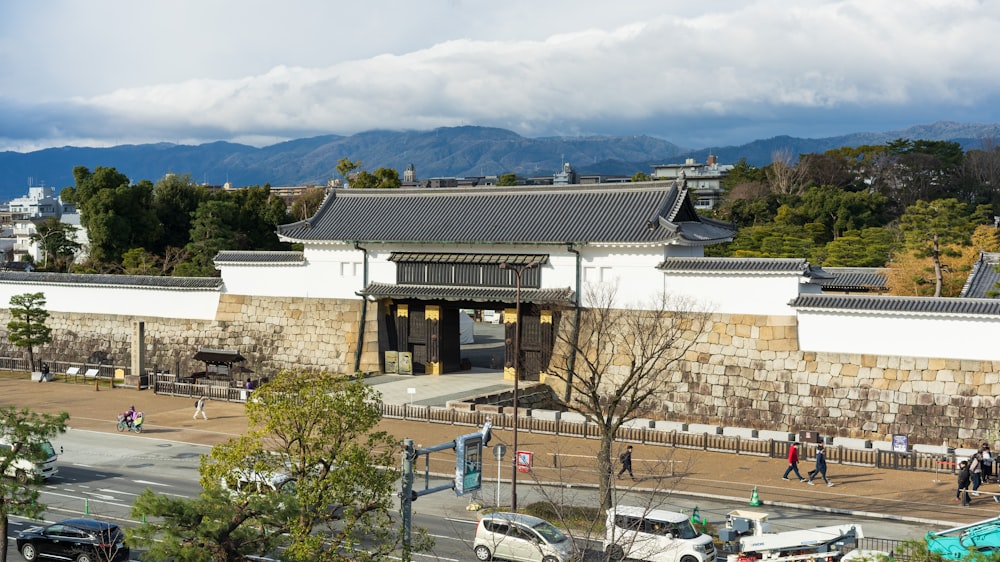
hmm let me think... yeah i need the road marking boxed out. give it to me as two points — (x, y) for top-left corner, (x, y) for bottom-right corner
(134, 479), (173, 487)
(99, 488), (140, 497)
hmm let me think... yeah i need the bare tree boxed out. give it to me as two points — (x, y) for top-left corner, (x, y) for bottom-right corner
(545, 283), (711, 510)
(766, 149), (809, 195)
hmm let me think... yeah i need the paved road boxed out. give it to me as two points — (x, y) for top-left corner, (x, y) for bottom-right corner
(8, 362), (999, 533)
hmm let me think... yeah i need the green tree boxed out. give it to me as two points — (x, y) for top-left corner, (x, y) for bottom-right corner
(121, 248), (162, 276)
(153, 173), (208, 253)
(290, 187), (328, 221)
(774, 185), (888, 243)
(372, 167), (401, 189)
(134, 370), (425, 562)
(29, 217), (80, 271)
(129, 484), (297, 562)
(497, 173), (518, 186)
(336, 158), (361, 186)
(631, 171), (651, 182)
(0, 407), (69, 562)
(821, 228), (897, 267)
(223, 186), (290, 250)
(69, 166), (162, 266)
(897, 198), (992, 297)
(181, 200), (239, 276)
(7, 292), (51, 372)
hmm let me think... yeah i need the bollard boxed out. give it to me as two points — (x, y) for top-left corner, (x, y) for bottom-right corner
(85, 498), (89, 515)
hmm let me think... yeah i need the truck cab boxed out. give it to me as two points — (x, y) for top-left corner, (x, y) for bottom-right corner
(719, 510), (862, 562)
(0, 436), (59, 484)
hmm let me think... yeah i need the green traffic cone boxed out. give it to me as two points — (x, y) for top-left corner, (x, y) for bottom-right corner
(749, 486), (762, 506)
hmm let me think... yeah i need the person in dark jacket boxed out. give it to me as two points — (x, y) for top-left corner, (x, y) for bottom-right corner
(807, 443), (832, 486)
(617, 445), (634, 480)
(957, 460), (972, 506)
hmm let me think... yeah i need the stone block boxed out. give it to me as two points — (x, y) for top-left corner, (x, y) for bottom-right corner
(446, 400), (476, 411)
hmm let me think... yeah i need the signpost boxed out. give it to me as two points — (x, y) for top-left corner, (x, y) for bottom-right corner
(493, 443), (507, 507)
(516, 450), (533, 473)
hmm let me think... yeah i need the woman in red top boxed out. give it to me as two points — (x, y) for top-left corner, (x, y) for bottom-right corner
(782, 442), (805, 481)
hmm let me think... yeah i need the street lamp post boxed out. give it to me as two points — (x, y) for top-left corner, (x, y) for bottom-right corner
(499, 261), (536, 512)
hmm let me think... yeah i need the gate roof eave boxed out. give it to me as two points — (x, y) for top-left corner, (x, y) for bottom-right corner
(358, 282), (575, 306)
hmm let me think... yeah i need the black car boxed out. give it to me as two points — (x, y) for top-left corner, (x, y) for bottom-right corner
(16, 518), (129, 562)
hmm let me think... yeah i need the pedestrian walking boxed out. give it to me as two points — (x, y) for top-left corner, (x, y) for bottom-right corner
(970, 451), (984, 496)
(807, 443), (833, 486)
(617, 445), (635, 480)
(957, 459), (972, 506)
(193, 396), (208, 420)
(782, 442), (805, 481)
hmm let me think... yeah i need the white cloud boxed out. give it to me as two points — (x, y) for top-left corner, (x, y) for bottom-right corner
(2, 0), (1000, 151)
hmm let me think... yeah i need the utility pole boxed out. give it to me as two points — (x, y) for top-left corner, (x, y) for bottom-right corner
(499, 261), (537, 511)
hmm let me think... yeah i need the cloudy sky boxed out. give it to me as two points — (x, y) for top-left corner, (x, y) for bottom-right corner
(2, 0), (999, 153)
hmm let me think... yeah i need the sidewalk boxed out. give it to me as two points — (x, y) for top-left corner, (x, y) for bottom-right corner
(6, 376), (998, 528)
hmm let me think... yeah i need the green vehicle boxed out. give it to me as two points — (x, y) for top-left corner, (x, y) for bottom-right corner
(926, 516), (1000, 560)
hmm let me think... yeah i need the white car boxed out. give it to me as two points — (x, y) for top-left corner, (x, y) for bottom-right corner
(220, 468), (296, 496)
(474, 512), (577, 562)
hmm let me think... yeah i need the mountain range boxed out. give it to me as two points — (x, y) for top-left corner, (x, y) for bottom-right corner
(2, 121), (999, 201)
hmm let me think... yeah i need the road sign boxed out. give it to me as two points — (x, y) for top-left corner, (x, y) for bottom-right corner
(493, 443), (507, 460)
(454, 432), (484, 495)
(516, 450), (532, 473)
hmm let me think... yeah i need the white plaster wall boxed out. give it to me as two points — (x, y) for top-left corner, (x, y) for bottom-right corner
(577, 247), (665, 307)
(219, 264), (308, 297)
(0, 282), (220, 320)
(661, 273), (804, 316)
(797, 309), (1000, 361)
(297, 245), (365, 299)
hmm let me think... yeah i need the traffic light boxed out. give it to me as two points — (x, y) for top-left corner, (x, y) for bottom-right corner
(454, 431), (484, 495)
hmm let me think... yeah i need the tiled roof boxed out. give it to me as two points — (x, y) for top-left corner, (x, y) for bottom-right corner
(959, 252), (1000, 298)
(816, 267), (888, 292)
(389, 253), (548, 265)
(193, 348), (246, 364)
(276, 183), (736, 246)
(657, 257), (813, 274)
(790, 294), (1000, 316)
(214, 251), (305, 265)
(360, 282), (576, 305)
(0, 271), (222, 290)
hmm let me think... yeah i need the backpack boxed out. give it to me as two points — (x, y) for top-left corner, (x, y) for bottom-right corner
(619, 452), (627, 463)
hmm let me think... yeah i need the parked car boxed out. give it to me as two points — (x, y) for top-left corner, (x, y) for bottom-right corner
(16, 518), (129, 562)
(474, 512), (577, 562)
(604, 505), (716, 562)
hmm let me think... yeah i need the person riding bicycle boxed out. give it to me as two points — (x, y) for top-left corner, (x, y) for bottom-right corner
(121, 405), (137, 427)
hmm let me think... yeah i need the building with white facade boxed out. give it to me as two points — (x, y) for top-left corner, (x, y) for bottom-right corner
(651, 156), (733, 210)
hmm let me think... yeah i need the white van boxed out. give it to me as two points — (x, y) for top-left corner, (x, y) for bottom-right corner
(474, 512), (577, 562)
(605, 505), (716, 562)
(0, 436), (58, 484)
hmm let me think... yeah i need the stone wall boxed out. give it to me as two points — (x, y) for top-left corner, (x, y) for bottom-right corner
(544, 311), (1000, 448)
(1, 291), (996, 447)
(0, 294), (382, 377)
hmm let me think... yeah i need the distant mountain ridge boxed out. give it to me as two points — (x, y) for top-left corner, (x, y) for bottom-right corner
(1, 121), (998, 201)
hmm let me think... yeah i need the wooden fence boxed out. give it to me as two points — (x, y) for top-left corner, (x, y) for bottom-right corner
(378, 403), (961, 477)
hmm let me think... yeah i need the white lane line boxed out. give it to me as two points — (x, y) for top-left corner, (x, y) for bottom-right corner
(133, 479), (173, 487)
